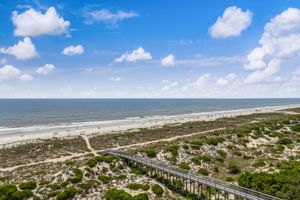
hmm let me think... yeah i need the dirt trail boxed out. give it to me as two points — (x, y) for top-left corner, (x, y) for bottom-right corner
(0, 128), (223, 172)
(82, 134), (96, 155)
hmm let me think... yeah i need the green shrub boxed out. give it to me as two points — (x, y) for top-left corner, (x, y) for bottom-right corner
(226, 177), (235, 182)
(11, 190), (33, 199)
(291, 123), (300, 132)
(216, 150), (227, 158)
(144, 149), (157, 158)
(78, 180), (93, 191)
(252, 160), (266, 167)
(233, 151), (243, 156)
(277, 138), (293, 144)
(56, 187), (77, 200)
(133, 193), (149, 200)
(95, 155), (117, 163)
(114, 175), (127, 180)
(19, 181), (37, 190)
(127, 183), (150, 191)
(151, 184), (164, 197)
(191, 155), (212, 165)
(179, 162), (191, 170)
(197, 168), (209, 176)
(228, 162), (241, 174)
(206, 137), (225, 145)
(105, 188), (133, 200)
(238, 161), (300, 199)
(87, 159), (97, 168)
(0, 184), (17, 198)
(69, 169), (83, 184)
(98, 175), (112, 184)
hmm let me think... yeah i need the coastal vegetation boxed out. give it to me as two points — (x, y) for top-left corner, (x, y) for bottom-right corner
(0, 110), (299, 199)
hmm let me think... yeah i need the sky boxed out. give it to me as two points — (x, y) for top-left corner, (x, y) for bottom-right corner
(1, 0), (300, 98)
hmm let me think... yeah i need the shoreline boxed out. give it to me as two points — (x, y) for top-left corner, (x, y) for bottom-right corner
(1, 104), (299, 147)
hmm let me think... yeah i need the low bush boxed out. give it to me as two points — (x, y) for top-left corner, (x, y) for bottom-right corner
(151, 184), (164, 197)
(133, 193), (149, 200)
(56, 187), (77, 200)
(216, 150), (227, 158)
(87, 159), (97, 168)
(197, 168), (209, 176)
(127, 183), (150, 191)
(69, 169), (83, 184)
(252, 160), (266, 167)
(277, 138), (293, 144)
(144, 149), (157, 158)
(19, 181), (37, 190)
(104, 188), (133, 200)
(228, 162), (241, 174)
(98, 175), (112, 184)
(179, 162), (191, 170)
(225, 177), (235, 182)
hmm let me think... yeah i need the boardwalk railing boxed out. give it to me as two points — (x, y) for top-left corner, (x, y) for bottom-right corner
(106, 150), (282, 200)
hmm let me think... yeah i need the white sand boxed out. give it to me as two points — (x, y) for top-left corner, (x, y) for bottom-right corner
(0, 104), (299, 147)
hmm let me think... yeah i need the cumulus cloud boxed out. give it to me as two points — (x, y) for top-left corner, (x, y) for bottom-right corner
(209, 6), (252, 39)
(109, 77), (122, 81)
(115, 47), (152, 62)
(161, 54), (175, 66)
(216, 73), (236, 85)
(62, 45), (84, 56)
(12, 7), (70, 37)
(0, 65), (32, 82)
(36, 64), (55, 74)
(84, 67), (93, 72)
(0, 37), (38, 60)
(244, 8), (300, 83)
(85, 9), (137, 25)
(161, 81), (178, 91)
(20, 74), (33, 81)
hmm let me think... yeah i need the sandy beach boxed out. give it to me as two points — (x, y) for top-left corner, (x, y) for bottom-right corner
(0, 104), (299, 147)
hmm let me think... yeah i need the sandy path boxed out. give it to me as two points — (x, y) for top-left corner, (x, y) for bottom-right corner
(0, 128), (223, 172)
(82, 134), (96, 155)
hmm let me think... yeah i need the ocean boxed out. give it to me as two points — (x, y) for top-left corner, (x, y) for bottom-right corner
(0, 98), (300, 136)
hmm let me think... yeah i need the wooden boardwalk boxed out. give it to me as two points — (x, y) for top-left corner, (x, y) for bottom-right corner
(106, 150), (282, 200)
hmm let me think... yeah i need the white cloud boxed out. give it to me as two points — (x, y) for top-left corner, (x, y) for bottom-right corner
(0, 58), (7, 65)
(12, 7), (70, 37)
(84, 67), (93, 72)
(115, 47), (152, 62)
(20, 74), (33, 81)
(0, 37), (38, 60)
(293, 67), (300, 75)
(162, 81), (178, 91)
(161, 54), (175, 66)
(109, 77), (122, 81)
(0, 65), (20, 82)
(209, 6), (252, 39)
(245, 59), (281, 84)
(216, 73), (236, 85)
(176, 54), (245, 67)
(85, 9), (137, 25)
(36, 64), (55, 74)
(244, 8), (300, 83)
(0, 65), (32, 82)
(193, 73), (211, 86)
(81, 87), (97, 97)
(62, 45), (84, 56)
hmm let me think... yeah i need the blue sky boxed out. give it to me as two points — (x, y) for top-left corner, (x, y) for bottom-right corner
(1, 0), (300, 98)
